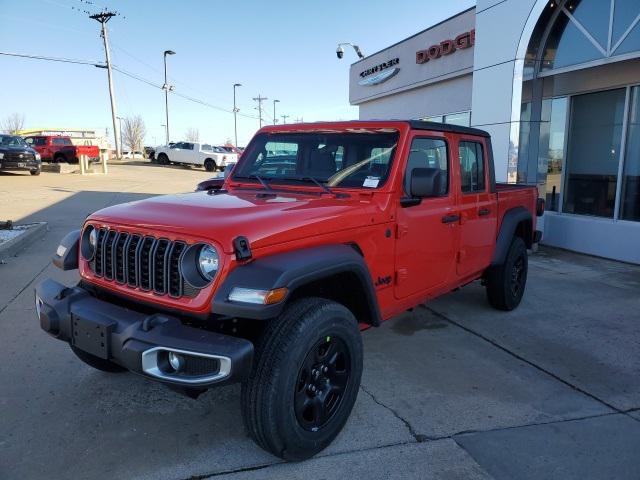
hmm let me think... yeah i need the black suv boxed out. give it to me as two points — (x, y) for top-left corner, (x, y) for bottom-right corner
(0, 134), (41, 175)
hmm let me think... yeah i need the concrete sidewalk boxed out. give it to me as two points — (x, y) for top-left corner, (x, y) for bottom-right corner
(0, 167), (638, 479)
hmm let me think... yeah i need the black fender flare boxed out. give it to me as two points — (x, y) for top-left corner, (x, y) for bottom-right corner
(211, 244), (382, 325)
(491, 207), (532, 266)
(53, 229), (80, 270)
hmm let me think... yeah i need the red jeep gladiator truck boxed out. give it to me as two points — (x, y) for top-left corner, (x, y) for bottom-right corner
(36, 120), (543, 460)
(23, 135), (100, 163)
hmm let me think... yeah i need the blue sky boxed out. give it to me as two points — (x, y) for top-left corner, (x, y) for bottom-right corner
(0, 0), (475, 146)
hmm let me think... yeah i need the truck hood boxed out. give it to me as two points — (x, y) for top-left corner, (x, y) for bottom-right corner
(89, 189), (383, 253)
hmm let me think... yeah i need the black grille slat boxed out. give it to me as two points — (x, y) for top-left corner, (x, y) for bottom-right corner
(152, 239), (170, 294)
(87, 229), (197, 299)
(126, 235), (141, 287)
(93, 228), (106, 276)
(114, 233), (129, 283)
(103, 230), (117, 280)
(138, 237), (156, 291)
(168, 241), (186, 297)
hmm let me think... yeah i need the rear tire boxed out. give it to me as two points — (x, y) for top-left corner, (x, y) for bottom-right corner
(70, 345), (127, 373)
(241, 298), (363, 461)
(53, 154), (66, 164)
(485, 236), (528, 311)
(204, 159), (216, 172)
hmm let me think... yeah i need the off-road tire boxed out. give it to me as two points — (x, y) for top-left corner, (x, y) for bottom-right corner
(241, 298), (363, 461)
(485, 236), (528, 311)
(70, 345), (127, 373)
(53, 154), (66, 164)
(30, 169), (41, 176)
(204, 158), (216, 172)
(157, 153), (169, 165)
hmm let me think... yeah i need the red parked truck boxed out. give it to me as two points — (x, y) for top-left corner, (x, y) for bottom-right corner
(36, 121), (543, 460)
(23, 135), (100, 163)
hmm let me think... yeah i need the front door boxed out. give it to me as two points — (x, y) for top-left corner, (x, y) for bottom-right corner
(394, 135), (459, 299)
(456, 139), (498, 276)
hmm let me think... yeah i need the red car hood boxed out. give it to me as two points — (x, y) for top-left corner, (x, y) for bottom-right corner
(88, 189), (382, 253)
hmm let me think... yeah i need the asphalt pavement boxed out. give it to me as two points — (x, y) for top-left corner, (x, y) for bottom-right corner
(1, 166), (639, 479)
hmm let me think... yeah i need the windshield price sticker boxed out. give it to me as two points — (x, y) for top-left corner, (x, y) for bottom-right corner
(363, 176), (380, 188)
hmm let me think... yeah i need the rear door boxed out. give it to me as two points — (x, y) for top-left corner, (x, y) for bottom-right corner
(394, 133), (460, 299)
(456, 138), (498, 276)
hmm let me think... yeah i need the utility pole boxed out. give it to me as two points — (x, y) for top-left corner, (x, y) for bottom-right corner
(90, 11), (121, 159)
(281, 114), (290, 124)
(273, 99), (280, 125)
(233, 83), (241, 147)
(295, 117), (304, 123)
(253, 95), (268, 128)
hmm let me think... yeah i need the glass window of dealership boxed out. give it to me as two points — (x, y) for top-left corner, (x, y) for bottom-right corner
(520, 0), (640, 224)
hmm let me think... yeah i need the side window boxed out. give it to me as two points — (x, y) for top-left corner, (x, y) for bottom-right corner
(63, 138), (73, 146)
(25, 137), (33, 145)
(404, 138), (449, 196)
(183, 143), (194, 150)
(202, 144), (213, 151)
(459, 141), (486, 193)
(52, 138), (64, 146)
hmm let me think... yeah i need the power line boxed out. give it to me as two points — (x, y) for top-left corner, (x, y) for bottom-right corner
(0, 51), (102, 66)
(0, 49), (262, 121)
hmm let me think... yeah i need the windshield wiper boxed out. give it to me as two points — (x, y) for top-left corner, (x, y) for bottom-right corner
(236, 174), (273, 191)
(283, 176), (334, 195)
(302, 177), (334, 195)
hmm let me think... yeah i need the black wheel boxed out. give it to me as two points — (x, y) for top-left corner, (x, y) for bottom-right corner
(157, 153), (169, 165)
(30, 169), (41, 176)
(70, 345), (127, 373)
(485, 236), (528, 311)
(241, 298), (363, 461)
(204, 158), (216, 172)
(53, 155), (65, 164)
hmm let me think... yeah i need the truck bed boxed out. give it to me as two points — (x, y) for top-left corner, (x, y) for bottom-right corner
(495, 183), (539, 238)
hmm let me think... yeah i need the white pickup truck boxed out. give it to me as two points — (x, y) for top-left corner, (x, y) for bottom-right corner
(154, 142), (238, 172)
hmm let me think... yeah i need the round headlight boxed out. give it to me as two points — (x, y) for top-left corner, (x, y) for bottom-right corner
(81, 225), (97, 261)
(197, 245), (219, 281)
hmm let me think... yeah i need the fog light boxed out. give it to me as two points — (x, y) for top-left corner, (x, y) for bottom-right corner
(168, 352), (184, 372)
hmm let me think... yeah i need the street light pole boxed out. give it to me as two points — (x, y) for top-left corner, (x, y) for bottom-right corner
(233, 83), (241, 147)
(273, 99), (280, 125)
(163, 50), (176, 145)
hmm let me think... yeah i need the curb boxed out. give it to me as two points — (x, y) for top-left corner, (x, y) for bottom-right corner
(0, 222), (48, 260)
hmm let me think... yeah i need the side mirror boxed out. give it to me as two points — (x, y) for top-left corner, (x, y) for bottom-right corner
(223, 162), (236, 179)
(410, 167), (441, 198)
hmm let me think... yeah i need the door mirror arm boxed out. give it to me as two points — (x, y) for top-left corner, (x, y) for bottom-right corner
(400, 197), (422, 208)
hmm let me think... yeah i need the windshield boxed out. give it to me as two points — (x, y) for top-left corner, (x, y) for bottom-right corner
(233, 131), (399, 188)
(0, 135), (28, 148)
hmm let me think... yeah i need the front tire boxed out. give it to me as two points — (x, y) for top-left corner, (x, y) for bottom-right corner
(157, 153), (169, 165)
(241, 298), (363, 461)
(30, 168), (41, 176)
(70, 345), (127, 373)
(485, 236), (528, 311)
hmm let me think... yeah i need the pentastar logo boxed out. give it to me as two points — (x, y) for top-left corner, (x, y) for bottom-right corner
(416, 29), (475, 64)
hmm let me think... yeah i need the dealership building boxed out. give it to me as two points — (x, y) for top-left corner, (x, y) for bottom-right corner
(349, 0), (640, 264)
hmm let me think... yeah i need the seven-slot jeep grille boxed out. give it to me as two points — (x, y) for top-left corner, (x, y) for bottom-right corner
(88, 228), (195, 298)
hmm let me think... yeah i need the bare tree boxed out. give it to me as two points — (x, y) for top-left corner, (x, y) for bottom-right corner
(122, 115), (146, 153)
(1, 113), (25, 134)
(185, 127), (200, 143)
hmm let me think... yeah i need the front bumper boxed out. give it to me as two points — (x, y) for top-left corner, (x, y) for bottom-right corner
(0, 160), (40, 171)
(35, 278), (253, 387)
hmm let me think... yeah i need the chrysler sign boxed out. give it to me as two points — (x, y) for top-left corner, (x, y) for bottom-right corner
(358, 58), (400, 86)
(416, 30), (475, 64)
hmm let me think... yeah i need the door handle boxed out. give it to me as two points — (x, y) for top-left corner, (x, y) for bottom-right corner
(478, 208), (491, 216)
(442, 214), (460, 224)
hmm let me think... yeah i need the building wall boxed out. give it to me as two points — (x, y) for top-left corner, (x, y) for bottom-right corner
(349, 8), (475, 114)
(358, 74), (473, 120)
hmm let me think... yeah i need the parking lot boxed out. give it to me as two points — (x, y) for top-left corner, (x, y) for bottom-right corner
(1, 166), (639, 479)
